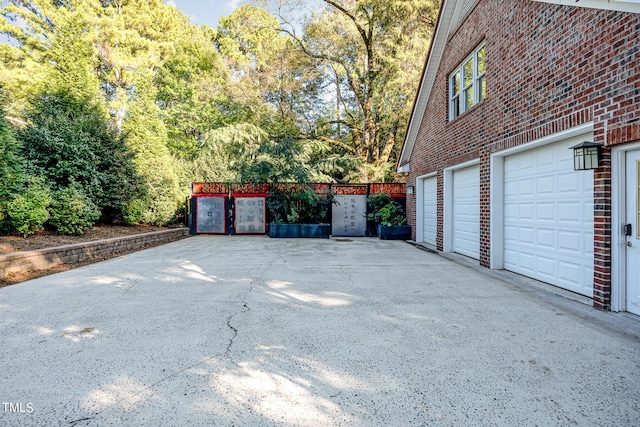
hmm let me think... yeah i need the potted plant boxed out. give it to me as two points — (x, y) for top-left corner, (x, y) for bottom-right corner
(373, 199), (411, 240)
(267, 186), (333, 238)
(366, 194), (394, 236)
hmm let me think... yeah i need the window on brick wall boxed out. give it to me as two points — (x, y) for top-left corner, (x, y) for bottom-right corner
(449, 43), (486, 120)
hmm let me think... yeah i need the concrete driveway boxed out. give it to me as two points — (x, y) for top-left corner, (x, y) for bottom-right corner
(1, 236), (639, 426)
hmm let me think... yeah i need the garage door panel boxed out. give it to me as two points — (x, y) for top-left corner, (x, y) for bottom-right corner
(536, 176), (555, 194)
(537, 256), (556, 278)
(518, 227), (535, 244)
(558, 261), (581, 285)
(536, 149), (555, 167)
(583, 236), (594, 255)
(504, 137), (594, 297)
(504, 225), (517, 242)
(558, 202), (581, 222)
(537, 228), (555, 248)
(519, 178), (535, 195)
(519, 155), (535, 170)
(558, 173), (580, 192)
(583, 202), (594, 223)
(558, 231), (581, 252)
(536, 203), (555, 221)
(519, 252), (535, 272)
(519, 203), (535, 219)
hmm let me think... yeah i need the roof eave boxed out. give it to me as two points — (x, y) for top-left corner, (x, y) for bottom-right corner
(397, 0), (460, 170)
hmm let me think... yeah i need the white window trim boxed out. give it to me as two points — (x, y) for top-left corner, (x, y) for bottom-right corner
(449, 43), (485, 121)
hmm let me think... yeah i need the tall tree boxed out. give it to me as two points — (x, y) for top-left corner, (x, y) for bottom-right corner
(268, 0), (439, 180)
(0, 0), (104, 116)
(155, 26), (229, 159)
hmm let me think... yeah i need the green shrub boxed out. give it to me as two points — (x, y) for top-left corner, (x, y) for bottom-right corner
(122, 198), (146, 225)
(18, 90), (143, 223)
(125, 155), (183, 225)
(366, 194), (394, 222)
(7, 177), (52, 237)
(48, 183), (100, 235)
(267, 186), (333, 224)
(374, 201), (407, 227)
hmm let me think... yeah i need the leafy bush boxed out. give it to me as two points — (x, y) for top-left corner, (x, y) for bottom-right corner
(373, 201), (407, 227)
(366, 193), (394, 222)
(124, 155), (184, 225)
(48, 183), (100, 235)
(18, 90), (143, 223)
(267, 186), (333, 224)
(122, 198), (147, 225)
(7, 177), (52, 237)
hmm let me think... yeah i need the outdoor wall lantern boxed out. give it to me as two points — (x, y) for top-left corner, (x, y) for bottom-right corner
(570, 141), (602, 170)
(406, 185), (415, 195)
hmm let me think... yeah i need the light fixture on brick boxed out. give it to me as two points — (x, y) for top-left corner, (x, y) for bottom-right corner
(570, 141), (602, 170)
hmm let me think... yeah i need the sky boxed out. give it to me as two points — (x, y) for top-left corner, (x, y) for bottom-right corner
(165, 0), (247, 28)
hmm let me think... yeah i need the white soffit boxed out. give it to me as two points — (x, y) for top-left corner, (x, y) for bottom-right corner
(533, 0), (640, 14)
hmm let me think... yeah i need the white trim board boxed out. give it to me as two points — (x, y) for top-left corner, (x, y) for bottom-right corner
(533, 0), (640, 14)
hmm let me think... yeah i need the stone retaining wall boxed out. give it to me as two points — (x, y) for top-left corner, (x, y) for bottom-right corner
(0, 228), (190, 280)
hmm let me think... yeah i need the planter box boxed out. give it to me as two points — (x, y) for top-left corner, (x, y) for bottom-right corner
(269, 223), (300, 238)
(269, 223), (331, 238)
(378, 224), (411, 240)
(300, 224), (330, 239)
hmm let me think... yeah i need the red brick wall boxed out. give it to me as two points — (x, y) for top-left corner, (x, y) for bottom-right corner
(408, 0), (640, 309)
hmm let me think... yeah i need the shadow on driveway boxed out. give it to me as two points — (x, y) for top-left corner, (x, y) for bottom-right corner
(1, 236), (639, 426)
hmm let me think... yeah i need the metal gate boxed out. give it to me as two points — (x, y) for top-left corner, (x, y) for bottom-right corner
(189, 183), (268, 235)
(331, 184), (368, 237)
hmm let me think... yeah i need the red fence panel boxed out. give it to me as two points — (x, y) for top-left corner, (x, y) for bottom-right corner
(230, 183), (270, 195)
(191, 182), (228, 195)
(332, 184), (368, 195)
(369, 183), (406, 197)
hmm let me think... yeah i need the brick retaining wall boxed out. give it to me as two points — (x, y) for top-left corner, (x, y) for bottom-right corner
(0, 228), (190, 280)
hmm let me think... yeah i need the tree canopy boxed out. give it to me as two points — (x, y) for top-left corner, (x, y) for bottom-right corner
(0, 0), (438, 230)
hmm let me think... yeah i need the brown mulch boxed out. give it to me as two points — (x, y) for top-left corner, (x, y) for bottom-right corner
(0, 224), (188, 287)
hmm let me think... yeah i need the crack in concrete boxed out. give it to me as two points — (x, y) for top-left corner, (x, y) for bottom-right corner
(64, 266), (263, 425)
(63, 299), (255, 425)
(69, 416), (94, 426)
(224, 275), (256, 363)
(340, 265), (355, 290)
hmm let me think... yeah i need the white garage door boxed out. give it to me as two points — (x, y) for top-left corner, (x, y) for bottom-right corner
(453, 165), (480, 259)
(422, 176), (437, 245)
(504, 138), (594, 296)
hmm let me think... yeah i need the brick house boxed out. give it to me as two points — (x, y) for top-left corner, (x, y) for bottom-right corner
(397, 0), (640, 313)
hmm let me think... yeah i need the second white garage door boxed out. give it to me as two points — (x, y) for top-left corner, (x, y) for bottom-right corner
(503, 138), (594, 296)
(452, 165), (480, 259)
(422, 176), (437, 245)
